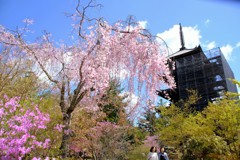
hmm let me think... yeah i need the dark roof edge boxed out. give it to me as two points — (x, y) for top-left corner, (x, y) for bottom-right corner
(169, 45), (203, 59)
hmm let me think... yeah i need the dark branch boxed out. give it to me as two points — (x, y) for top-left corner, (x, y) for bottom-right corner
(75, 0), (103, 39)
(68, 81), (86, 115)
(67, 89), (87, 115)
(60, 80), (66, 112)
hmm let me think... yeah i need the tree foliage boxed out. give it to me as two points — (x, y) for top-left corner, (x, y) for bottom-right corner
(69, 80), (145, 159)
(98, 80), (128, 125)
(0, 45), (40, 99)
(138, 108), (158, 136)
(157, 87), (240, 160)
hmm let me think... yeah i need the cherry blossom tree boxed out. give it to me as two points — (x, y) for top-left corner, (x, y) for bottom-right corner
(86, 122), (131, 160)
(143, 135), (160, 148)
(0, 0), (175, 156)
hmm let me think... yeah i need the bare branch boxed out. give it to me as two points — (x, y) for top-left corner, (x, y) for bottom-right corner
(75, 0), (103, 39)
(66, 75), (72, 102)
(60, 80), (66, 112)
(153, 35), (172, 56)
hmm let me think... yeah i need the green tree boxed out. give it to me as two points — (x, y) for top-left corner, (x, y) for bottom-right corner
(157, 87), (240, 160)
(98, 80), (128, 125)
(126, 144), (149, 160)
(198, 92), (240, 159)
(138, 108), (158, 136)
(156, 90), (199, 148)
(0, 46), (39, 99)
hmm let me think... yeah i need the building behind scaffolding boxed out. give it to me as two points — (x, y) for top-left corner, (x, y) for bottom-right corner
(159, 24), (238, 110)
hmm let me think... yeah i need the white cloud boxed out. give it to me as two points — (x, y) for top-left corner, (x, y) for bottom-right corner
(204, 19), (211, 25)
(220, 44), (233, 60)
(138, 21), (148, 29)
(236, 42), (240, 48)
(120, 91), (138, 115)
(157, 24), (201, 53)
(155, 24), (238, 62)
(118, 68), (130, 80)
(206, 41), (216, 50)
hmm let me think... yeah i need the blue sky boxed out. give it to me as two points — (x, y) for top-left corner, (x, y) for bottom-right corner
(0, 0), (240, 84)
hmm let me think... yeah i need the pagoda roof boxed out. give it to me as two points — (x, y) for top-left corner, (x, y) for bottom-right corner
(168, 45), (203, 59)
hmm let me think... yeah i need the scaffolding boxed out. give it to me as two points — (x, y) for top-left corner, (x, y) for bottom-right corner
(165, 46), (237, 110)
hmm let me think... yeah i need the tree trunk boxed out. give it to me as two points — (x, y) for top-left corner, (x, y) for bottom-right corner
(59, 80), (87, 157)
(92, 151), (97, 160)
(60, 112), (72, 157)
